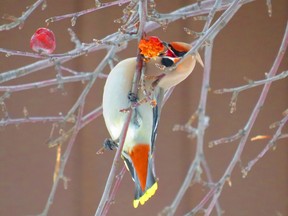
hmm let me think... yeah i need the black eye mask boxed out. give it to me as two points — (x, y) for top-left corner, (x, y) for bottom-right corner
(160, 43), (187, 67)
(169, 45), (187, 57)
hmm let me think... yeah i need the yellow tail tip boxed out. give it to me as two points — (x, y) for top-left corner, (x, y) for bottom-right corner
(133, 182), (158, 208)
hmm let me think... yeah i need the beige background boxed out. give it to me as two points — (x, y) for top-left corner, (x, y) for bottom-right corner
(0, 0), (287, 215)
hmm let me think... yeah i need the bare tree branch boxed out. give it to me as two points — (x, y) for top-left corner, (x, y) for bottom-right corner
(163, 0), (244, 215)
(0, 0), (45, 31)
(214, 70), (288, 94)
(45, 0), (131, 25)
(95, 1), (147, 215)
(242, 113), (288, 177)
(198, 20), (288, 215)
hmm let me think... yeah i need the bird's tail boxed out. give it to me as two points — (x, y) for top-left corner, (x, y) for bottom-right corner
(122, 144), (158, 208)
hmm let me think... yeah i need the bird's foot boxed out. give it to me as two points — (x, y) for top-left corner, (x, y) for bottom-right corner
(103, 138), (118, 150)
(128, 91), (138, 102)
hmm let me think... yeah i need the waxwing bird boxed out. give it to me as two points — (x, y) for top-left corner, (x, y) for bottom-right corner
(102, 39), (203, 208)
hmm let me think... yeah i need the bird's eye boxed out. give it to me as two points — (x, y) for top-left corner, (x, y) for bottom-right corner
(161, 57), (174, 67)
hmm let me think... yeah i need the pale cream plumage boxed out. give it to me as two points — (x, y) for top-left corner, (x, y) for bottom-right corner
(102, 41), (203, 207)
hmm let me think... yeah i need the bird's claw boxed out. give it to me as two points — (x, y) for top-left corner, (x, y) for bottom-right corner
(128, 92), (138, 102)
(103, 138), (118, 150)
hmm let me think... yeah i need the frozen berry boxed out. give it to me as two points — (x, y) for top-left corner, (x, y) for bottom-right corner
(30, 27), (56, 54)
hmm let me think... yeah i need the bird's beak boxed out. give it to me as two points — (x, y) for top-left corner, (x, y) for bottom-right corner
(195, 52), (204, 68)
(162, 41), (204, 68)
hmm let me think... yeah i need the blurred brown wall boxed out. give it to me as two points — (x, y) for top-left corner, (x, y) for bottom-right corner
(0, 0), (287, 216)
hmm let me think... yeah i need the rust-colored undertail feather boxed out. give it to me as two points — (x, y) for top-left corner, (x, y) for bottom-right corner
(130, 144), (150, 191)
(129, 144), (158, 208)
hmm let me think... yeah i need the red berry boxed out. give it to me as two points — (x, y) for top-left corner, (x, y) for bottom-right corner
(30, 28), (56, 54)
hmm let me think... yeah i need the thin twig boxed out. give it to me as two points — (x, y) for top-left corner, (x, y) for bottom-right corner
(48, 106), (104, 149)
(171, 0), (243, 70)
(38, 102), (85, 216)
(209, 129), (245, 147)
(198, 41), (222, 216)
(242, 114), (288, 177)
(0, 116), (65, 126)
(64, 47), (116, 122)
(0, 0), (45, 31)
(214, 70), (288, 94)
(45, 0), (131, 24)
(80, 106), (103, 128)
(0, 73), (93, 92)
(44, 47), (117, 148)
(101, 165), (126, 216)
(203, 0), (222, 32)
(148, 0), (253, 27)
(0, 48), (46, 58)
